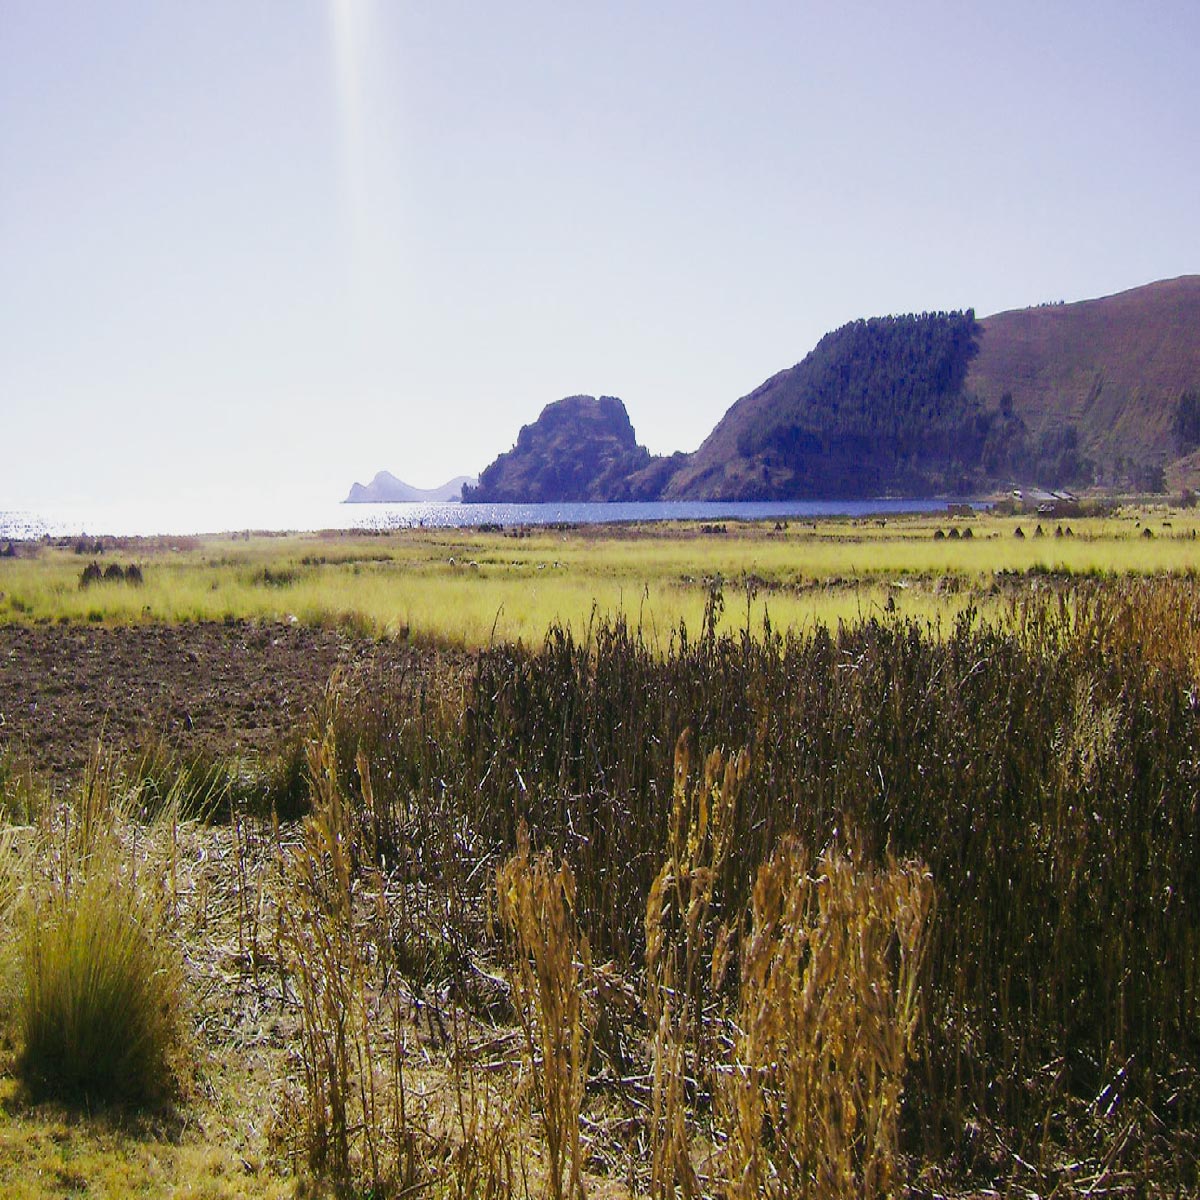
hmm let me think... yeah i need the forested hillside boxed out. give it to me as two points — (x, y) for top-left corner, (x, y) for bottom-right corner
(665, 312), (1017, 499)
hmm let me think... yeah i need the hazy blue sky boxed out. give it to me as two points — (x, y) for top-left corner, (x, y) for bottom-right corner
(3, 1), (1197, 510)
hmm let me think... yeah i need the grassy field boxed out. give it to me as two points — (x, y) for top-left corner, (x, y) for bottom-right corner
(2, 502), (1198, 645)
(2, 504), (1200, 1197)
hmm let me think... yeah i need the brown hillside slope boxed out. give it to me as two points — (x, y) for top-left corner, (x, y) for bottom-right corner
(968, 276), (1200, 485)
(656, 368), (786, 500)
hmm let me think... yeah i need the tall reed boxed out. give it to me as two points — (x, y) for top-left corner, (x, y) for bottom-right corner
(321, 576), (1200, 1182)
(275, 721), (415, 1192)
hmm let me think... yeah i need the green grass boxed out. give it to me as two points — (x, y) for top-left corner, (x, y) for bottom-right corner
(0, 1089), (295, 1200)
(3, 505), (1200, 645)
(18, 871), (184, 1105)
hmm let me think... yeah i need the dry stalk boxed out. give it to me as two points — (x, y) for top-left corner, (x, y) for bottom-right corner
(496, 822), (595, 1200)
(722, 836), (935, 1199)
(644, 732), (747, 1199)
(275, 722), (417, 1193)
(444, 1002), (527, 1200)
(230, 799), (270, 990)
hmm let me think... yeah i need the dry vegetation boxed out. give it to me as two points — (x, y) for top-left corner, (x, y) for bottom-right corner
(2, 512), (1200, 1195)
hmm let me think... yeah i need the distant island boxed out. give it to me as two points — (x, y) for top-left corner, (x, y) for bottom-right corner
(354, 277), (1200, 505)
(344, 472), (476, 504)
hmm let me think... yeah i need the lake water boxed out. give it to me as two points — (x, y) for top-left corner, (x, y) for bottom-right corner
(0, 497), (972, 540)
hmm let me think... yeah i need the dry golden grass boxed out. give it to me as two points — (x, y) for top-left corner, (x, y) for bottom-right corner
(6, 549), (1200, 1195)
(644, 736), (744, 1199)
(497, 826), (595, 1200)
(723, 839), (934, 1199)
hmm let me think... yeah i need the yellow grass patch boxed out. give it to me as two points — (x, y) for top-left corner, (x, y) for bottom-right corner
(4, 506), (1199, 646)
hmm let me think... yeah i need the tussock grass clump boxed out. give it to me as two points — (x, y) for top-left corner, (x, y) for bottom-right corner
(13, 772), (187, 1105)
(17, 860), (182, 1103)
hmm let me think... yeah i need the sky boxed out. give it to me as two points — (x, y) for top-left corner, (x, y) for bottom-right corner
(2, 0), (1198, 511)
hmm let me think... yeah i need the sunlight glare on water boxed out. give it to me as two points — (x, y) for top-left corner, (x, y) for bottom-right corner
(0, 499), (961, 540)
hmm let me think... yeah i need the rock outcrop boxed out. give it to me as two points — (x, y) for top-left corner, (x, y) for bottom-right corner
(462, 396), (664, 503)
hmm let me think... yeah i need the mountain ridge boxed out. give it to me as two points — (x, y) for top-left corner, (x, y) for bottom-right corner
(662, 309), (986, 500)
(362, 276), (1200, 505)
(662, 276), (1200, 499)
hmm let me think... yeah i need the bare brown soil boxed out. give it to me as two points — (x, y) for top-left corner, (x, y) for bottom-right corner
(0, 621), (453, 784)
